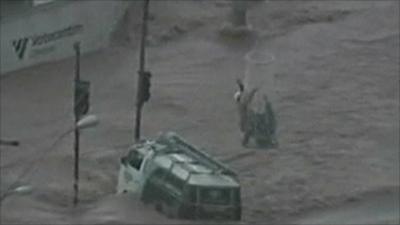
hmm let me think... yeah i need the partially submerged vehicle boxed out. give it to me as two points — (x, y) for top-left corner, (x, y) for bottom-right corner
(117, 132), (241, 220)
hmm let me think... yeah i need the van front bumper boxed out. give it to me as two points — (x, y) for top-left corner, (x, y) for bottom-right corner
(181, 204), (241, 221)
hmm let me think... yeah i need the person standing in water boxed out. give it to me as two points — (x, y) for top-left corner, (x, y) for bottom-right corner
(234, 79), (278, 148)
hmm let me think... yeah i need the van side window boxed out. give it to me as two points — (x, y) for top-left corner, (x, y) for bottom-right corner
(152, 168), (166, 179)
(148, 168), (167, 185)
(128, 150), (143, 170)
(200, 188), (231, 205)
(165, 174), (184, 191)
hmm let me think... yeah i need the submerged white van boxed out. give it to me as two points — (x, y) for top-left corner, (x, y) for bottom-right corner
(117, 132), (242, 220)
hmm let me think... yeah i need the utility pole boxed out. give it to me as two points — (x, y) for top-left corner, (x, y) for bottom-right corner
(134, 0), (151, 142)
(73, 42), (81, 206)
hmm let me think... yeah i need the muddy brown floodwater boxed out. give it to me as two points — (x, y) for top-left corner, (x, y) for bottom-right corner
(288, 186), (399, 224)
(1, 0), (399, 224)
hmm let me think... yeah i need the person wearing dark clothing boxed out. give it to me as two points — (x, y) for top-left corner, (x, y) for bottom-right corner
(234, 79), (278, 148)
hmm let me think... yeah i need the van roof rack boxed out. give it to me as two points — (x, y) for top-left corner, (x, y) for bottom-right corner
(156, 132), (238, 178)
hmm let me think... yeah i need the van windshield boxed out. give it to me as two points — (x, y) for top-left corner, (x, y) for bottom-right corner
(200, 188), (231, 205)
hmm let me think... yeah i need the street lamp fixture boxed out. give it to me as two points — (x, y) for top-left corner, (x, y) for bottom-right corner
(76, 115), (99, 130)
(13, 185), (33, 195)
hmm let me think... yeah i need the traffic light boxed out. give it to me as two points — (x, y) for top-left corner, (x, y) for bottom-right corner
(75, 80), (90, 118)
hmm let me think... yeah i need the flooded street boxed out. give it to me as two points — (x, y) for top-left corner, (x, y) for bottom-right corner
(290, 187), (399, 224)
(1, 0), (399, 224)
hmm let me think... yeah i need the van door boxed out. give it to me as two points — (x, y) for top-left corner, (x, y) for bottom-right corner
(118, 150), (145, 193)
(139, 149), (154, 180)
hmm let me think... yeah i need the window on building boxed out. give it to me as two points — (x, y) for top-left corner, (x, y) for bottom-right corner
(32, 0), (54, 6)
(0, 0), (58, 20)
(0, 0), (32, 19)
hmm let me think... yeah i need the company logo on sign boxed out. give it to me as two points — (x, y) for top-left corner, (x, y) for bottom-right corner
(12, 38), (30, 60)
(11, 24), (83, 60)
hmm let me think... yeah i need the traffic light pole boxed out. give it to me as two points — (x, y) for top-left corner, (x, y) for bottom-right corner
(231, 0), (247, 27)
(0, 139), (19, 146)
(73, 42), (81, 206)
(134, 0), (150, 142)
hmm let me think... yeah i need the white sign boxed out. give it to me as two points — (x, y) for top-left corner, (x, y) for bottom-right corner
(1, 0), (130, 75)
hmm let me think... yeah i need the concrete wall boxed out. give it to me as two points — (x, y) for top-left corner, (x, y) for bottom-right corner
(0, 0), (130, 75)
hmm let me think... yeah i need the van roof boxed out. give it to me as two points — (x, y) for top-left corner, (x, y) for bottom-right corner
(139, 132), (240, 188)
(153, 153), (239, 187)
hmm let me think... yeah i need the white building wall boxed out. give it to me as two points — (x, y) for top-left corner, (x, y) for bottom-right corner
(0, 0), (129, 75)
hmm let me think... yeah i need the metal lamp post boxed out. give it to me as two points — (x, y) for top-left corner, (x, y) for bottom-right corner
(72, 42), (93, 206)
